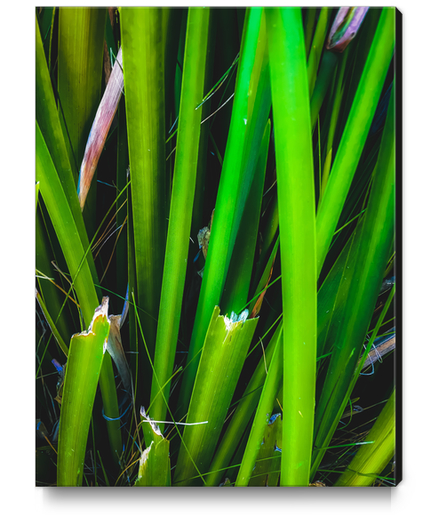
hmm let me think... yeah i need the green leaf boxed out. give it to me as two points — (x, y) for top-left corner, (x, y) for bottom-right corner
(312, 80), (396, 475)
(134, 408), (171, 486)
(307, 7), (330, 97)
(174, 306), (258, 485)
(36, 16), (92, 257)
(149, 7), (211, 429)
(315, 8), (395, 274)
(248, 413), (282, 486)
(57, 298), (110, 486)
(236, 330), (283, 486)
(266, 6), (317, 486)
(36, 121), (98, 324)
(36, 121), (122, 464)
(120, 7), (168, 374)
(179, 7), (264, 414)
(335, 389), (395, 486)
(206, 320), (282, 486)
(222, 115), (271, 316)
(58, 7), (106, 176)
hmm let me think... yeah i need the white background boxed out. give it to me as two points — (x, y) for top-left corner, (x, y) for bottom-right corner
(2, 1), (428, 513)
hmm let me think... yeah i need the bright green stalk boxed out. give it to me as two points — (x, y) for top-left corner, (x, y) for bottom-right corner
(36, 121), (122, 463)
(120, 7), (168, 374)
(179, 7), (263, 413)
(248, 413), (282, 486)
(206, 320), (282, 486)
(36, 182), (40, 213)
(303, 8), (317, 57)
(36, 17), (94, 264)
(150, 7), (211, 428)
(335, 389), (395, 486)
(316, 8), (395, 275)
(36, 123), (99, 325)
(134, 409), (171, 486)
(319, 49), (349, 200)
(36, 14), (97, 338)
(57, 299), (110, 486)
(36, 16), (71, 187)
(174, 307), (259, 486)
(266, 7), (316, 486)
(310, 50), (339, 130)
(58, 7), (106, 178)
(312, 81), (396, 475)
(235, 330), (283, 486)
(222, 119), (271, 314)
(307, 7), (330, 97)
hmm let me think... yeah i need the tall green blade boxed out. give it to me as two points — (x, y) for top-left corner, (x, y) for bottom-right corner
(150, 7), (211, 428)
(206, 320), (282, 486)
(36, 121), (122, 464)
(174, 307), (258, 486)
(179, 7), (264, 413)
(36, 122), (98, 324)
(307, 7), (330, 97)
(315, 8), (395, 274)
(58, 7), (106, 178)
(134, 409), (171, 486)
(222, 90), (271, 315)
(57, 299), (110, 486)
(36, 16), (94, 263)
(266, 7), (317, 486)
(235, 329), (283, 486)
(312, 81), (396, 475)
(335, 389), (396, 487)
(120, 7), (168, 374)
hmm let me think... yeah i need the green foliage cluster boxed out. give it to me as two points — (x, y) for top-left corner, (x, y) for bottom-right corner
(36, 7), (398, 487)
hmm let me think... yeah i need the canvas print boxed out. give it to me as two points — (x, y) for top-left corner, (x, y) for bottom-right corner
(36, 6), (400, 486)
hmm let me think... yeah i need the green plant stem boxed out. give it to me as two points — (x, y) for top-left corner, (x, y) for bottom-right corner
(150, 7), (211, 429)
(178, 7), (264, 414)
(235, 330), (283, 486)
(312, 79), (396, 476)
(335, 389), (395, 486)
(315, 8), (395, 275)
(120, 7), (168, 391)
(266, 6), (317, 486)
